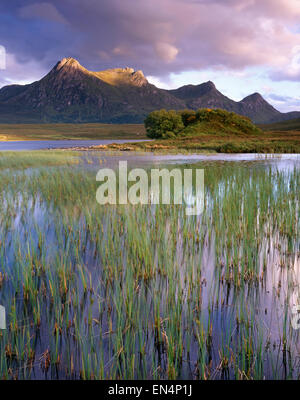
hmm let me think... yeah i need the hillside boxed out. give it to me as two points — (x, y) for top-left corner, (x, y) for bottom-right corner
(144, 108), (262, 140)
(106, 109), (299, 154)
(261, 117), (300, 131)
(182, 109), (262, 137)
(0, 123), (146, 141)
(0, 58), (184, 124)
(169, 84), (283, 124)
(0, 57), (299, 124)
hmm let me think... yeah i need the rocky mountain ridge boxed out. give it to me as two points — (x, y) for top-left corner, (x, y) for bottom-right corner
(0, 57), (298, 124)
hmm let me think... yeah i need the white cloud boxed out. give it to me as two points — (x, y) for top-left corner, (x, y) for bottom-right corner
(147, 75), (172, 89)
(154, 43), (179, 63)
(0, 53), (47, 88)
(272, 45), (300, 80)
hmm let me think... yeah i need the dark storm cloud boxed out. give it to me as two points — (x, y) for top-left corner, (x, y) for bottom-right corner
(0, 0), (299, 81)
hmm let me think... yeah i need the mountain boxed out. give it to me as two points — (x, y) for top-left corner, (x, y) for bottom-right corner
(0, 58), (184, 123)
(169, 81), (238, 112)
(0, 57), (299, 124)
(260, 116), (300, 131)
(169, 85), (284, 124)
(237, 93), (282, 124)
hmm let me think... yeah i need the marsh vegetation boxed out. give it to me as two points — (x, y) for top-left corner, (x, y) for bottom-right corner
(0, 152), (299, 379)
(0, 123), (146, 141)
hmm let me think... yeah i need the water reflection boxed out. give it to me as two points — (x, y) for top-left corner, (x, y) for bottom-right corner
(0, 155), (299, 379)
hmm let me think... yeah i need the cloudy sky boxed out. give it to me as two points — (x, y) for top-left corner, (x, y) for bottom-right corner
(0, 0), (299, 111)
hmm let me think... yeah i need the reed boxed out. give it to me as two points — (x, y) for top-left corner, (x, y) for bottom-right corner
(0, 152), (298, 379)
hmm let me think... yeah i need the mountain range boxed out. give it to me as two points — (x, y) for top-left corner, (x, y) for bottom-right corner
(0, 57), (299, 124)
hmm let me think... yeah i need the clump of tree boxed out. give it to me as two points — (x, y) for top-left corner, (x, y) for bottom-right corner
(180, 110), (197, 127)
(144, 109), (184, 139)
(144, 108), (262, 139)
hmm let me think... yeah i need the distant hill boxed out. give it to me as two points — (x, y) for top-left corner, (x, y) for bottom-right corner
(260, 117), (300, 131)
(181, 109), (263, 137)
(145, 108), (262, 140)
(0, 57), (299, 124)
(169, 84), (283, 124)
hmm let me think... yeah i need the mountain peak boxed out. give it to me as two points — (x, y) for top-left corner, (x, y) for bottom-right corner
(242, 92), (265, 103)
(239, 92), (281, 118)
(203, 80), (216, 89)
(134, 69), (145, 78)
(1, 60), (295, 124)
(52, 57), (88, 74)
(55, 57), (83, 71)
(169, 80), (218, 101)
(95, 67), (148, 87)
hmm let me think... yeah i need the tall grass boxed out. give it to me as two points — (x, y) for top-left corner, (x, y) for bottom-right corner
(0, 151), (81, 170)
(0, 154), (299, 379)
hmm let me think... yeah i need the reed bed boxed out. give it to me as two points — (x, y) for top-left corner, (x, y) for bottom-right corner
(0, 151), (81, 170)
(0, 155), (299, 380)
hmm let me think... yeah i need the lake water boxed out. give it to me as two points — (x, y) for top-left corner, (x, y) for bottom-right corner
(0, 148), (299, 379)
(0, 139), (148, 151)
(82, 152), (300, 174)
(1, 139), (298, 172)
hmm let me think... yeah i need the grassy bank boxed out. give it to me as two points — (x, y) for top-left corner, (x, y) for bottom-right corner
(0, 150), (82, 169)
(138, 109), (300, 153)
(102, 130), (300, 153)
(0, 118), (299, 153)
(260, 118), (300, 132)
(0, 123), (146, 141)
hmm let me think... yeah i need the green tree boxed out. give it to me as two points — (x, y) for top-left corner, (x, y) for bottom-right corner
(144, 109), (184, 139)
(180, 110), (197, 127)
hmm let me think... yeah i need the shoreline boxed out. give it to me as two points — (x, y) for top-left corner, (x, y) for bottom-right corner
(56, 141), (300, 154)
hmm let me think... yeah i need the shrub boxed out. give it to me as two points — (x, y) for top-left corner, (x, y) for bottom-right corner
(180, 110), (197, 127)
(144, 109), (184, 139)
(162, 131), (176, 139)
(145, 108), (262, 140)
(218, 142), (241, 153)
